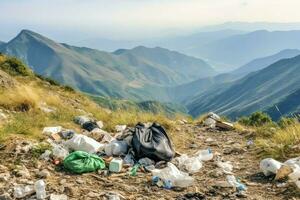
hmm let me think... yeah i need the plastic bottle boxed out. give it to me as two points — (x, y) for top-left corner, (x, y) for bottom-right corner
(196, 149), (213, 161)
(35, 180), (46, 199)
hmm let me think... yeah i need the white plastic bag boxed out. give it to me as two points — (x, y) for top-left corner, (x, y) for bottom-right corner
(260, 158), (283, 176)
(74, 116), (91, 126)
(196, 149), (213, 161)
(174, 154), (203, 174)
(105, 140), (128, 156)
(65, 134), (105, 153)
(284, 157), (300, 169)
(151, 163), (194, 188)
(14, 185), (35, 199)
(42, 126), (62, 135)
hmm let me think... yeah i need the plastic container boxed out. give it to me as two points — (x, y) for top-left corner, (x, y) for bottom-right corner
(226, 175), (247, 191)
(196, 149), (213, 161)
(34, 180), (46, 199)
(14, 185), (35, 199)
(65, 134), (105, 153)
(260, 158), (282, 176)
(42, 126), (62, 135)
(174, 154), (203, 174)
(151, 162), (194, 188)
(105, 140), (128, 156)
(109, 158), (123, 173)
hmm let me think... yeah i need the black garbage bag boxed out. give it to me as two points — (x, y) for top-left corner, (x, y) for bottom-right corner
(132, 122), (175, 162)
(82, 121), (99, 132)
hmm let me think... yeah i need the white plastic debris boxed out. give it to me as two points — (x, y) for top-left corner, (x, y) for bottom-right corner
(42, 126), (62, 135)
(207, 112), (221, 121)
(65, 134), (105, 154)
(109, 158), (123, 173)
(115, 125), (126, 132)
(260, 158), (283, 176)
(204, 118), (216, 128)
(138, 158), (155, 166)
(50, 194), (68, 200)
(96, 121), (104, 129)
(151, 162), (194, 188)
(39, 150), (52, 161)
(226, 175), (247, 191)
(284, 157), (300, 169)
(196, 149), (214, 161)
(14, 185), (35, 199)
(174, 154), (203, 174)
(35, 180), (46, 199)
(217, 160), (233, 174)
(105, 140), (128, 156)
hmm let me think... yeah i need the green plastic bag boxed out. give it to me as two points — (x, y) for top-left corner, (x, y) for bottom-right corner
(63, 151), (105, 174)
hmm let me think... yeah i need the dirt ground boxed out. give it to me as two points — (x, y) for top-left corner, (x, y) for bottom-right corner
(1, 123), (300, 200)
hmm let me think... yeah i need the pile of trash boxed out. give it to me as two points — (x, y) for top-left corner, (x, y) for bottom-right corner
(203, 112), (234, 130)
(260, 157), (300, 188)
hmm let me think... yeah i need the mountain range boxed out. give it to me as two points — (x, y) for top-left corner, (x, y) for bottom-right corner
(1, 29), (300, 120)
(0, 30), (215, 101)
(187, 55), (300, 119)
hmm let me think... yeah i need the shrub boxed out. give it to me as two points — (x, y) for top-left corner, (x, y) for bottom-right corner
(238, 112), (272, 126)
(35, 74), (60, 86)
(0, 57), (32, 76)
(278, 117), (297, 128)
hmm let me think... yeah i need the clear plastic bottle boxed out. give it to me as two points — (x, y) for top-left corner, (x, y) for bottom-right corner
(34, 180), (46, 199)
(196, 149), (213, 161)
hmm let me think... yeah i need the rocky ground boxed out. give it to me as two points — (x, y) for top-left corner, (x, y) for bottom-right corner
(0, 122), (300, 200)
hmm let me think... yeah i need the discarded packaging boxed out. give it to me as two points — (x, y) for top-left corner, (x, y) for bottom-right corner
(151, 163), (194, 188)
(115, 125), (127, 132)
(216, 121), (234, 130)
(196, 149), (213, 161)
(105, 140), (128, 156)
(14, 185), (35, 199)
(65, 134), (105, 153)
(50, 194), (68, 200)
(260, 158), (282, 176)
(123, 153), (135, 166)
(52, 144), (69, 160)
(63, 151), (105, 174)
(35, 180), (47, 200)
(226, 175), (247, 191)
(204, 118), (216, 128)
(207, 112), (221, 121)
(74, 116), (91, 126)
(132, 122), (175, 162)
(152, 176), (172, 189)
(138, 157), (155, 166)
(42, 126), (62, 135)
(109, 158), (123, 173)
(40, 150), (52, 161)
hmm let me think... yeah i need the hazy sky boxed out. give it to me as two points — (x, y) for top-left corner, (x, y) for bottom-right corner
(1, 0), (300, 41)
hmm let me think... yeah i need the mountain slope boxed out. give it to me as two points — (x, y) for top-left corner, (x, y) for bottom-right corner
(190, 30), (300, 69)
(0, 30), (215, 101)
(0, 41), (4, 47)
(265, 89), (300, 120)
(233, 49), (300, 75)
(187, 55), (300, 119)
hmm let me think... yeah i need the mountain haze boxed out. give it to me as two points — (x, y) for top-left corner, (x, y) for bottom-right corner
(233, 49), (300, 75)
(0, 30), (215, 101)
(187, 55), (300, 119)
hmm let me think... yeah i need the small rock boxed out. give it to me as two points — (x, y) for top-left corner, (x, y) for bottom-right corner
(50, 194), (68, 200)
(59, 179), (67, 185)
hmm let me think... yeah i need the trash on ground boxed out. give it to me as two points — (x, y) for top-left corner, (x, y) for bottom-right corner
(115, 125), (127, 132)
(65, 134), (105, 153)
(260, 158), (282, 176)
(226, 175), (247, 191)
(217, 160), (233, 174)
(14, 185), (35, 199)
(138, 157), (155, 167)
(151, 162), (194, 188)
(216, 121), (234, 130)
(105, 140), (128, 156)
(123, 153), (135, 166)
(50, 194), (68, 200)
(129, 164), (140, 176)
(42, 126), (62, 135)
(35, 179), (47, 199)
(74, 116), (91, 126)
(132, 122), (175, 162)
(63, 151), (105, 174)
(39, 150), (52, 161)
(152, 176), (172, 189)
(109, 158), (123, 173)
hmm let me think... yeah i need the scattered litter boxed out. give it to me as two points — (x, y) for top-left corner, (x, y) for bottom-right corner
(42, 126), (62, 135)
(260, 158), (282, 176)
(132, 122), (175, 162)
(226, 175), (247, 191)
(151, 163), (194, 188)
(50, 133), (61, 141)
(207, 112), (220, 121)
(123, 153), (135, 166)
(35, 180), (47, 199)
(109, 158), (123, 173)
(204, 118), (216, 128)
(14, 185), (35, 199)
(115, 125), (127, 132)
(216, 121), (234, 130)
(65, 134), (105, 153)
(63, 151), (105, 174)
(217, 160), (233, 174)
(96, 121), (104, 129)
(138, 157), (155, 167)
(105, 140), (128, 156)
(152, 176), (172, 189)
(82, 121), (99, 132)
(129, 164), (140, 176)
(50, 194), (68, 200)
(74, 116), (91, 126)
(60, 130), (76, 140)
(51, 143), (69, 160)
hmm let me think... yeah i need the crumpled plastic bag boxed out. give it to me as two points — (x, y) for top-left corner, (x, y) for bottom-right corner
(63, 151), (105, 174)
(105, 140), (128, 156)
(260, 158), (282, 176)
(65, 134), (105, 153)
(151, 163), (194, 188)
